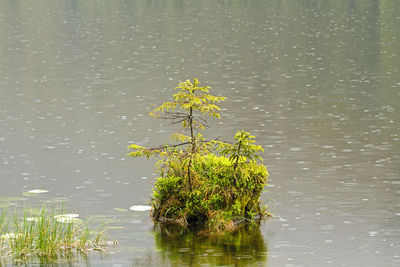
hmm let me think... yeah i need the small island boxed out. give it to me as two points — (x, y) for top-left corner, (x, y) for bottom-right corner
(128, 78), (269, 232)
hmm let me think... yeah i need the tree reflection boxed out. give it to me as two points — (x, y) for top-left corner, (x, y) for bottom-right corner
(153, 223), (268, 266)
(0, 251), (91, 267)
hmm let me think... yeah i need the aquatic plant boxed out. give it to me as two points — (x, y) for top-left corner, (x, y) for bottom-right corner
(0, 206), (111, 262)
(128, 78), (269, 231)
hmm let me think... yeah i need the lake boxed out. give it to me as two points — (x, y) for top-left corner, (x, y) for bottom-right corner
(0, 0), (399, 266)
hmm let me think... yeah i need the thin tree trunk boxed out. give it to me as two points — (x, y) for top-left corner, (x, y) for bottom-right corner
(233, 141), (241, 185)
(187, 155), (192, 191)
(187, 106), (194, 191)
(189, 107), (195, 154)
(233, 141), (241, 172)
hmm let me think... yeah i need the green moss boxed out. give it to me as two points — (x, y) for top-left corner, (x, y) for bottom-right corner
(151, 154), (268, 232)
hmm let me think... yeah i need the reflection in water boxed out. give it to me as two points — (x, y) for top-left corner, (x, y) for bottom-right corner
(153, 223), (268, 267)
(0, 0), (399, 266)
(2, 252), (91, 267)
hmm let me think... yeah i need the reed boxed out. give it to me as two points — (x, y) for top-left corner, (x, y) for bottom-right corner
(0, 206), (108, 261)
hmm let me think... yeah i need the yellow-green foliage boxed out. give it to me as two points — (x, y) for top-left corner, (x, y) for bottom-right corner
(214, 130), (264, 171)
(151, 153), (268, 231)
(150, 78), (226, 124)
(127, 78), (269, 231)
(128, 78), (225, 159)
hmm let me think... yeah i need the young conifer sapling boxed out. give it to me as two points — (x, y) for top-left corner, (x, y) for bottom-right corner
(128, 78), (269, 231)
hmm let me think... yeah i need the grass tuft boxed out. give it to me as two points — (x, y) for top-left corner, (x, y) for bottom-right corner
(0, 206), (112, 262)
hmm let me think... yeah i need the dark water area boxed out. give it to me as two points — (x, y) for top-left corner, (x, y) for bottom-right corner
(0, 0), (399, 266)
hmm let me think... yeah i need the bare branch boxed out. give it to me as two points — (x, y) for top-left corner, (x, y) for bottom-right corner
(141, 139), (217, 152)
(144, 141), (192, 151)
(156, 111), (210, 128)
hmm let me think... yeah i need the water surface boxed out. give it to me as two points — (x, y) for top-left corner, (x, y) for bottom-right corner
(0, 0), (399, 266)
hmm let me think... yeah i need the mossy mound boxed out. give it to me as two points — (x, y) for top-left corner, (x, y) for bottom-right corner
(151, 154), (268, 232)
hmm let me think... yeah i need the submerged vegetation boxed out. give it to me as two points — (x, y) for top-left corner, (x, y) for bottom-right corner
(128, 79), (269, 231)
(0, 206), (110, 262)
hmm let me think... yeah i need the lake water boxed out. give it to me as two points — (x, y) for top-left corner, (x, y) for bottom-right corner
(0, 0), (399, 266)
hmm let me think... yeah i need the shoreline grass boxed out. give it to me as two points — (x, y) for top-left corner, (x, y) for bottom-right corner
(0, 206), (112, 262)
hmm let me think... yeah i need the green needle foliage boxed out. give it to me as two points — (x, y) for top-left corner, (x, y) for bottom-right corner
(129, 78), (225, 190)
(128, 78), (269, 232)
(214, 130), (264, 172)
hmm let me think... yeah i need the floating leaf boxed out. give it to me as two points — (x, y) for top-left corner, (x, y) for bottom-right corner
(54, 214), (79, 218)
(54, 214), (81, 223)
(26, 217), (40, 222)
(23, 189), (49, 196)
(27, 189), (49, 194)
(113, 208), (128, 212)
(129, 205), (151, 211)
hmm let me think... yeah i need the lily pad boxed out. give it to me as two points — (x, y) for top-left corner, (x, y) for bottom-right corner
(26, 217), (40, 222)
(27, 189), (49, 194)
(54, 214), (81, 223)
(129, 205), (151, 212)
(23, 189), (49, 196)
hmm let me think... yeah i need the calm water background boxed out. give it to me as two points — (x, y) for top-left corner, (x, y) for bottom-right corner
(0, 0), (399, 266)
